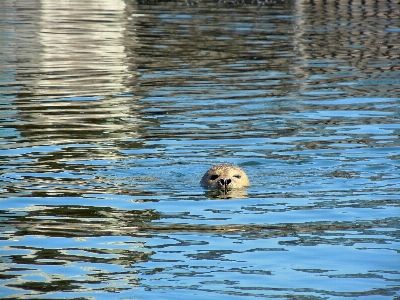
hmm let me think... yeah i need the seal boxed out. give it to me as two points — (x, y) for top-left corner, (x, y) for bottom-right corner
(200, 163), (250, 191)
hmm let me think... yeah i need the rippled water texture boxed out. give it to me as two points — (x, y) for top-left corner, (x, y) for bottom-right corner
(1, 0), (400, 299)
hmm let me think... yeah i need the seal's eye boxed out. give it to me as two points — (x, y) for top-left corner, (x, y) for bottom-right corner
(210, 174), (219, 181)
(233, 174), (241, 179)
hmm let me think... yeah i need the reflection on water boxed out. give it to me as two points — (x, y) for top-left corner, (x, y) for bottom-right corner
(11, 0), (129, 98)
(204, 188), (249, 199)
(1, 0), (400, 299)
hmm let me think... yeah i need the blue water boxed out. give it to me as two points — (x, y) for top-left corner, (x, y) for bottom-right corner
(1, 0), (400, 299)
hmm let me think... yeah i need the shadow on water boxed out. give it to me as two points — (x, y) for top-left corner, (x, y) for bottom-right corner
(0, 0), (400, 298)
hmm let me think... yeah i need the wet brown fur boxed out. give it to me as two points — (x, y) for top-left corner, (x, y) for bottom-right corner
(200, 163), (250, 190)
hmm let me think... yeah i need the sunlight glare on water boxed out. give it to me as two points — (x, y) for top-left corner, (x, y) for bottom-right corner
(0, 0), (399, 299)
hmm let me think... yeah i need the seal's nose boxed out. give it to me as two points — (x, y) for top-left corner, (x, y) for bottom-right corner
(218, 178), (232, 187)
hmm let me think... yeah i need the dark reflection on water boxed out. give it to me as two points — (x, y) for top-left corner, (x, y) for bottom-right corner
(1, 0), (400, 299)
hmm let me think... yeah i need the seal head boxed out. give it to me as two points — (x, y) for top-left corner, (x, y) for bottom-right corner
(200, 163), (250, 191)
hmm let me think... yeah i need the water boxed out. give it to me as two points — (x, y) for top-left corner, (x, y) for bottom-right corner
(1, 0), (400, 299)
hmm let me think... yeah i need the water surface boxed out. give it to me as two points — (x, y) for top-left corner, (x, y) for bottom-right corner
(1, 0), (400, 299)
